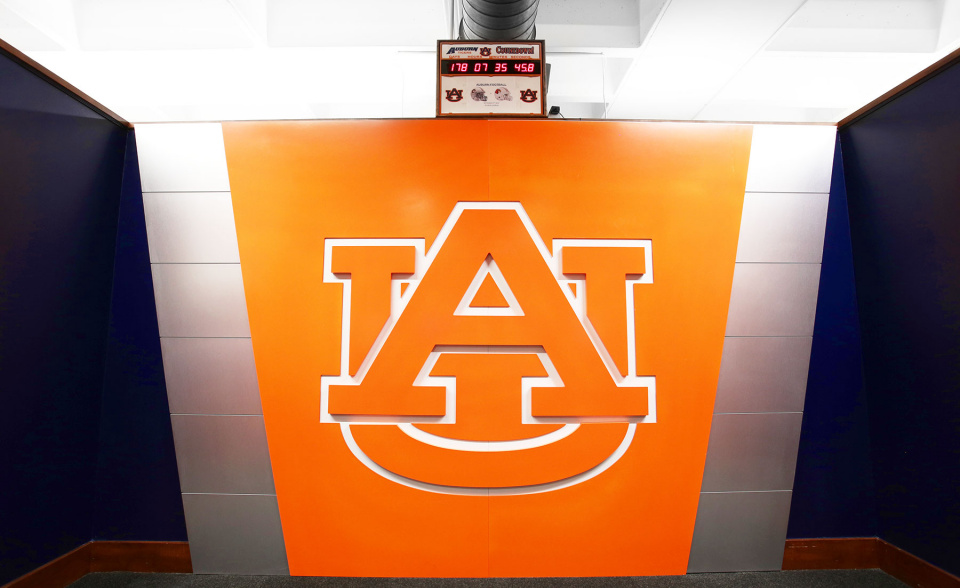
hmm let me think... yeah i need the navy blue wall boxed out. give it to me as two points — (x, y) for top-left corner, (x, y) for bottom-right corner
(788, 139), (878, 540)
(840, 58), (960, 576)
(0, 51), (126, 584)
(0, 50), (183, 584)
(91, 134), (186, 542)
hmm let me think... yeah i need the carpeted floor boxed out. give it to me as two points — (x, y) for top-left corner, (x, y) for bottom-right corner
(68, 570), (908, 588)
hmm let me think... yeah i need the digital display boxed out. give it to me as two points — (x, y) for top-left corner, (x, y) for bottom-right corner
(441, 60), (541, 75)
(437, 40), (545, 118)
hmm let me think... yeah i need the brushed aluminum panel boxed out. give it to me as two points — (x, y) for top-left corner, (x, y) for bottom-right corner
(745, 125), (836, 194)
(143, 192), (241, 263)
(136, 123), (231, 193)
(687, 491), (792, 572)
(181, 493), (288, 575)
(736, 192), (829, 263)
(171, 415), (275, 494)
(715, 337), (813, 414)
(151, 264), (251, 338)
(161, 338), (262, 415)
(725, 263), (821, 337)
(701, 412), (804, 492)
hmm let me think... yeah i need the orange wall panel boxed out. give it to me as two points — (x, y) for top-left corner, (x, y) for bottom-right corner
(222, 119), (752, 577)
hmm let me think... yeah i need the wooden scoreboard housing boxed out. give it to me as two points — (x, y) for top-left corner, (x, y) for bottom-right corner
(437, 40), (546, 118)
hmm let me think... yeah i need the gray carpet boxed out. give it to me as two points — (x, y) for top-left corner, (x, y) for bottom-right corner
(68, 570), (908, 588)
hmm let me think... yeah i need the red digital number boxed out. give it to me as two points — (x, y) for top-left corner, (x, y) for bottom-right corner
(495, 63), (507, 73)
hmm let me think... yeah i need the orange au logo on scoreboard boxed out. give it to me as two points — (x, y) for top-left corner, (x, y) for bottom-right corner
(222, 120), (753, 577)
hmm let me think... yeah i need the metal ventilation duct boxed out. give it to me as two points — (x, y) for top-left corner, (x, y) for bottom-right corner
(459, 0), (540, 41)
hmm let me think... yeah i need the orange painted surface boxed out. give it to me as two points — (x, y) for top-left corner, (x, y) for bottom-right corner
(352, 422), (627, 488)
(415, 354), (561, 442)
(328, 208), (646, 419)
(331, 246), (416, 376)
(562, 246), (646, 376)
(470, 273), (510, 308)
(222, 119), (752, 577)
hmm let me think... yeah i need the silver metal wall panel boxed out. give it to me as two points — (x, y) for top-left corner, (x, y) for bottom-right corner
(700, 412), (804, 492)
(715, 337), (813, 414)
(687, 491), (793, 572)
(138, 122), (289, 575)
(161, 338), (262, 415)
(690, 124), (836, 572)
(181, 493), (289, 575)
(736, 193), (829, 263)
(744, 125), (836, 194)
(143, 192), (241, 264)
(725, 263), (821, 337)
(136, 123), (232, 193)
(171, 415), (275, 494)
(151, 264), (251, 338)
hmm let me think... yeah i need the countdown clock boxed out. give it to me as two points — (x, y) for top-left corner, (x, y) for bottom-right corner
(437, 40), (546, 118)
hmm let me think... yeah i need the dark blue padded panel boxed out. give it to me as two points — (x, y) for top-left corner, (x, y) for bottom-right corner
(0, 105), (126, 583)
(0, 49), (103, 120)
(91, 132), (187, 542)
(788, 137), (878, 540)
(841, 57), (960, 576)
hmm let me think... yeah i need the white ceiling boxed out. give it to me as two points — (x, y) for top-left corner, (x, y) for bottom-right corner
(2, 0), (959, 123)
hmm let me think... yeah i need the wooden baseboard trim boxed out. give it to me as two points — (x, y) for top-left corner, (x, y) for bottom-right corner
(878, 540), (960, 588)
(784, 537), (960, 588)
(88, 541), (192, 574)
(1, 543), (92, 588)
(783, 537), (881, 570)
(2, 541), (191, 588)
(5, 537), (956, 587)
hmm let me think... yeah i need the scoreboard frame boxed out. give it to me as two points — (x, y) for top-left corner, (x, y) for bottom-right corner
(436, 40), (546, 118)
